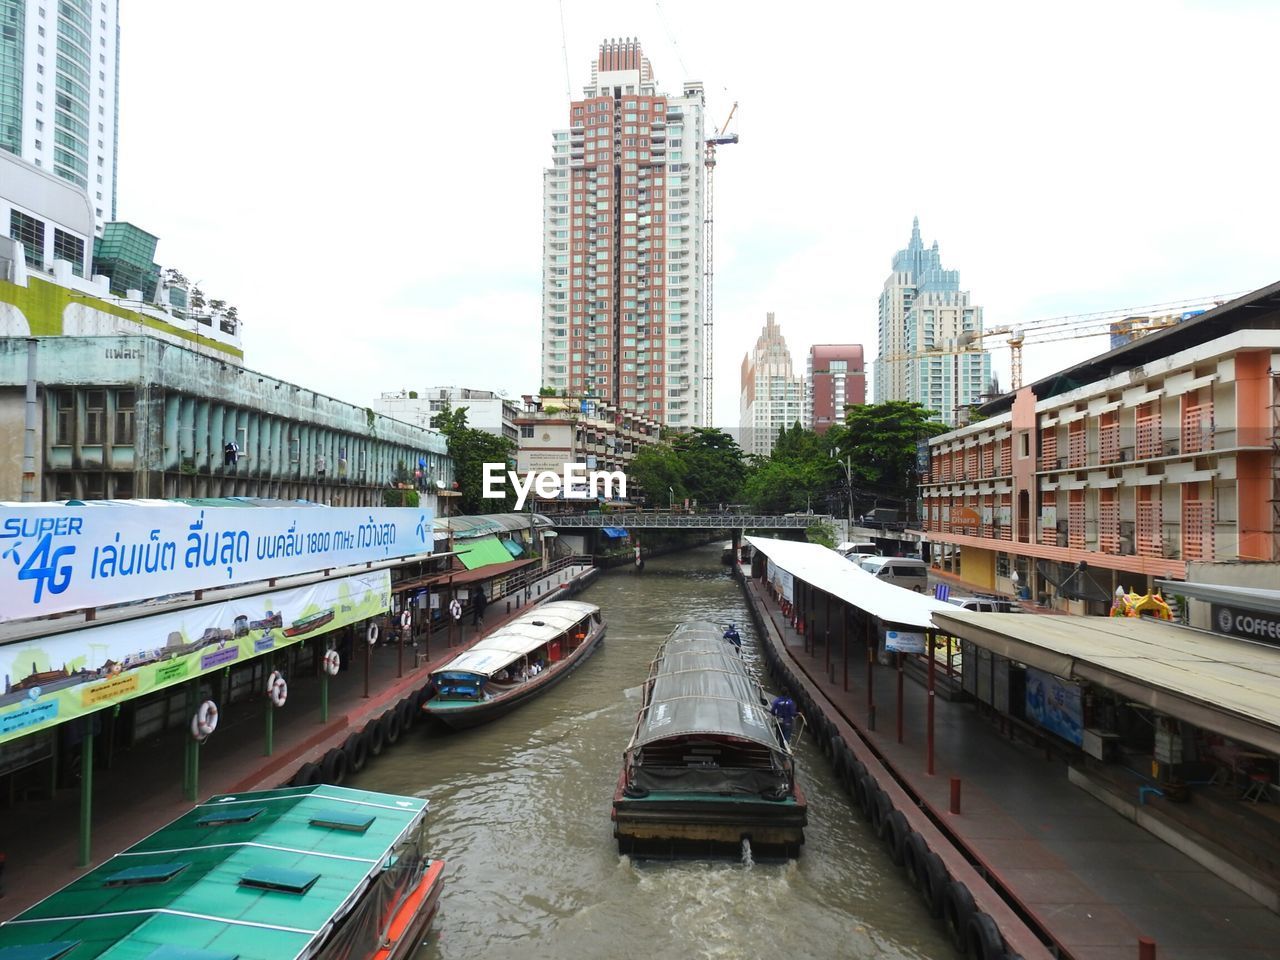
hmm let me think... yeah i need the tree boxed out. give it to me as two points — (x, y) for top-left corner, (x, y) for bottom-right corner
(806, 519), (838, 548)
(629, 444), (687, 506)
(741, 434), (837, 514)
(668, 429), (746, 505)
(430, 405), (517, 514)
(832, 401), (943, 507)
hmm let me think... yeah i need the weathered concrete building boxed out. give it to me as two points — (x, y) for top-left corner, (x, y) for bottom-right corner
(0, 335), (452, 504)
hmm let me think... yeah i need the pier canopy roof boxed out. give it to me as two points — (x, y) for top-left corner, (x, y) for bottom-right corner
(933, 609), (1280, 756)
(746, 536), (953, 630)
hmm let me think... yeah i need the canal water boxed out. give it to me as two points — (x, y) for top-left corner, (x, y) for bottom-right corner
(352, 543), (952, 959)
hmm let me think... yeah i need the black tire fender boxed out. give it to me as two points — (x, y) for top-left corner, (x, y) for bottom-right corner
(827, 734), (842, 768)
(397, 697), (416, 732)
(381, 709), (402, 746)
(622, 783), (649, 799)
(965, 911), (1005, 960)
(761, 786), (789, 802)
(855, 774), (876, 819)
(871, 788), (891, 837)
(342, 732), (367, 773)
(884, 810), (909, 865)
(943, 880), (978, 952)
(414, 685), (434, 711)
(920, 851), (949, 919)
(851, 770), (869, 812)
(903, 829), (928, 888)
(292, 760), (320, 787)
(363, 719), (385, 757)
(321, 748), (348, 785)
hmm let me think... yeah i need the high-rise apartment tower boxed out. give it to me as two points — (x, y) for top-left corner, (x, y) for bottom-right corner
(875, 218), (990, 425)
(805, 344), (865, 432)
(0, 0), (119, 232)
(541, 38), (706, 427)
(740, 312), (804, 457)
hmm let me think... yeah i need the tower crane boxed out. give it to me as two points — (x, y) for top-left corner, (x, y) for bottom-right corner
(880, 293), (1242, 394)
(702, 101), (738, 427)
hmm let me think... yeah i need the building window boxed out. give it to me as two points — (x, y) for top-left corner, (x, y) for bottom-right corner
(521, 425), (535, 438)
(9, 210), (46, 268)
(54, 390), (74, 445)
(84, 389), (106, 444)
(114, 472), (134, 499)
(53, 229), (85, 273)
(114, 389), (136, 444)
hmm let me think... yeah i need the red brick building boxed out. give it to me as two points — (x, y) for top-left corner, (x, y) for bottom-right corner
(805, 344), (866, 433)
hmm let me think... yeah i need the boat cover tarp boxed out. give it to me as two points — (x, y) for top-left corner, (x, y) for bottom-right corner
(632, 622), (777, 750)
(502, 538), (525, 557)
(432, 601), (598, 678)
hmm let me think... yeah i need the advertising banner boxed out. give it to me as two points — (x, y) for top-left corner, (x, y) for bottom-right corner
(0, 570), (390, 746)
(1211, 603), (1280, 648)
(1024, 667), (1083, 746)
(0, 505), (431, 622)
(885, 629), (926, 654)
(766, 560), (794, 603)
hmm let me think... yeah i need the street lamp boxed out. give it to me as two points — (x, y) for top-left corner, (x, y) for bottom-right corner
(668, 486), (674, 511)
(831, 448), (854, 522)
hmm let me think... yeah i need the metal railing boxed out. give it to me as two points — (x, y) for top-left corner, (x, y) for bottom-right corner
(547, 512), (835, 529)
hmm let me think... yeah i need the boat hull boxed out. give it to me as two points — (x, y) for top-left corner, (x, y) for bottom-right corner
(374, 859), (446, 960)
(612, 771), (807, 859)
(422, 625), (606, 730)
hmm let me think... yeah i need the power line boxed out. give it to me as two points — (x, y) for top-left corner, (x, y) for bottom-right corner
(654, 0), (689, 77)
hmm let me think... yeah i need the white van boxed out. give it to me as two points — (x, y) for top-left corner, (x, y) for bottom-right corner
(859, 556), (929, 593)
(836, 542), (880, 558)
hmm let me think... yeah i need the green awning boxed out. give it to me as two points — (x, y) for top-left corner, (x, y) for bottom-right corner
(456, 536), (515, 570)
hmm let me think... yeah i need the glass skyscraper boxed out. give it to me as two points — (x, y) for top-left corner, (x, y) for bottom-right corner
(0, 0), (119, 232)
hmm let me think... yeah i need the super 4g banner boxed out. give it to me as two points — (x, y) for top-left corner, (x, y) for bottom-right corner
(0, 505), (432, 622)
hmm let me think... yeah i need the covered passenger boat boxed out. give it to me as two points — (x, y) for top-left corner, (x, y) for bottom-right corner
(421, 600), (605, 730)
(613, 621), (806, 858)
(0, 784), (445, 960)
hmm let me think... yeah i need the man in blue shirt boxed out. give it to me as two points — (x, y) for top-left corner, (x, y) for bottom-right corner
(770, 694), (798, 742)
(723, 624), (742, 650)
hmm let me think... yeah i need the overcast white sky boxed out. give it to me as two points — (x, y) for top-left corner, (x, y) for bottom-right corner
(117, 0), (1279, 427)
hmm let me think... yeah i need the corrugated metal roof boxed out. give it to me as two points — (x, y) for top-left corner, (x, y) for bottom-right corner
(932, 609), (1280, 755)
(0, 785), (428, 960)
(630, 622), (781, 751)
(1155, 580), (1280, 617)
(747, 536), (952, 629)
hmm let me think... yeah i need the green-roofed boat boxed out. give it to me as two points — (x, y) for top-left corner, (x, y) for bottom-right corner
(0, 784), (446, 960)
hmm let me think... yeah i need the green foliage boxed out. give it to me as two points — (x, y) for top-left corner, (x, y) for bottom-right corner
(831, 401), (942, 503)
(741, 422), (837, 514)
(629, 429), (746, 506)
(408, 390), (418, 399)
(538, 386), (557, 397)
(806, 519), (838, 548)
(383, 488), (420, 508)
(430, 404), (517, 514)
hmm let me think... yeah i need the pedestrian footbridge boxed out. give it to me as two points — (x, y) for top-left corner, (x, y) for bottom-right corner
(547, 513), (834, 529)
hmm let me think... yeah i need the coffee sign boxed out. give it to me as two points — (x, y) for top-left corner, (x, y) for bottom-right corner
(1212, 603), (1280, 647)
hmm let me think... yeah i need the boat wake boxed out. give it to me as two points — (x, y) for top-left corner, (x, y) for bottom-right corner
(740, 837), (754, 868)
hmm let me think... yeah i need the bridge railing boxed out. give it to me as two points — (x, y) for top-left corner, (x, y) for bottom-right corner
(547, 513), (835, 529)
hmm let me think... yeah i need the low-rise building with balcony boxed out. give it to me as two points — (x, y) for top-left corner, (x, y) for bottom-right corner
(918, 280), (1280, 614)
(514, 395), (662, 490)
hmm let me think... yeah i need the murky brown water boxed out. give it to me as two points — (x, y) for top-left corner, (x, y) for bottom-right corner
(351, 543), (951, 959)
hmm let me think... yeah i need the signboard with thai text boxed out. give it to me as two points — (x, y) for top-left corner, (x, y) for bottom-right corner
(0, 570), (390, 746)
(0, 505), (430, 622)
(885, 629), (926, 654)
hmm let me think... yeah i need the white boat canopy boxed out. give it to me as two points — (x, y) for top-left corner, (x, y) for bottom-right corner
(432, 601), (598, 679)
(746, 536), (953, 629)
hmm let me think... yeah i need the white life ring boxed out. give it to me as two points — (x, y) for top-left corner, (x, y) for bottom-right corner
(267, 671), (288, 708)
(192, 700), (219, 739)
(323, 649), (341, 676)
(400, 610), (412, 630)
(367, 623), (379, 646)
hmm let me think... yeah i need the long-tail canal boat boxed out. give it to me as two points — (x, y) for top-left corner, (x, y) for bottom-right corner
(0, 784), (445, 960)
(613, 621), (807, 858)
(421, 600), (605, 730)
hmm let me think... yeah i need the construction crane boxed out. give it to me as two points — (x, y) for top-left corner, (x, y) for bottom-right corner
(880, 293), (1242, 393)
(702, 101), (738, 427)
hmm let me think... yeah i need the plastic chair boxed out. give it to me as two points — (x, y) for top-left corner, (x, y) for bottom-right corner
(1242, 772), (1272, 804)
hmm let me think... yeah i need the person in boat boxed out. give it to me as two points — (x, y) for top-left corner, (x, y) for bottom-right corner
(723, 624), (742, 650)
(770, 694), (798, 742)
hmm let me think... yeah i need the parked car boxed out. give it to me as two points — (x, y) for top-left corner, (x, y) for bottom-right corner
(946, 595), (1021, 613)
(858, 556), (929, 593)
